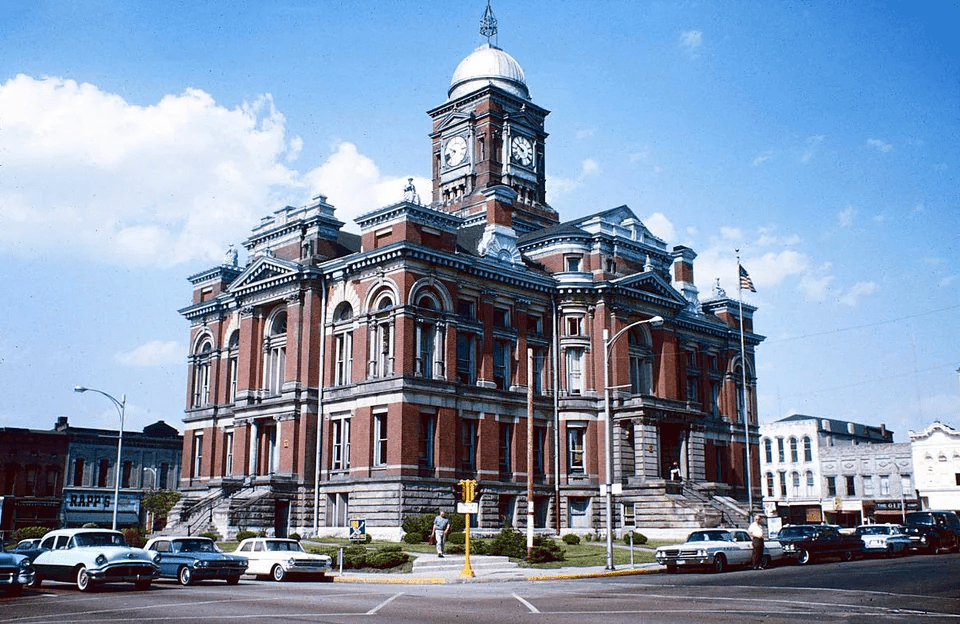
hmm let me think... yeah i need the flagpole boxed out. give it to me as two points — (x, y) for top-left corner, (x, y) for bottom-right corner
(736, 250), (754, 515)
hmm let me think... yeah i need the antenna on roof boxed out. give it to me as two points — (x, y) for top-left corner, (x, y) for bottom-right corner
(480, 1), (498, 45)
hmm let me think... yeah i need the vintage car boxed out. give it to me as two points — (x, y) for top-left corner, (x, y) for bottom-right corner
(902, 510), (960, 554)
(144, 536), (248, 585)
(13, 539), (41, 552)
(24, 528), (159, 591)
(776, 524), (863, 565)
(655, 529), (785, 573)
(0, 551), (35, 596)
(855, 524), (912, 556)
(234, 537), (332, 581)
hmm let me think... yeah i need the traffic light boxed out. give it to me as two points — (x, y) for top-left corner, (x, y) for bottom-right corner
(454, 480), (464, 501)
(463, 479), (476, 503)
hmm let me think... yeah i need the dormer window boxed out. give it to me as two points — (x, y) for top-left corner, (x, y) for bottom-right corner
(565, 256), (581, 272)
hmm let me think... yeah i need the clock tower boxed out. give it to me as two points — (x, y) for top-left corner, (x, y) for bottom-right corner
(427, 5), (558, 235)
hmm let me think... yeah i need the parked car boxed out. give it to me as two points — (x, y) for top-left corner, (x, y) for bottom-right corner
(902, 510), (960, 554)
(655, 528), (785, 573)
(0, 551), (35, 596)
(855, 524), (912, 557)
(234, 537), (332, 581)
(23, 528), (159, 592)
(776, 524), (863, 565)
(144, 536), (248, 585)
(13, 539), (41, 552)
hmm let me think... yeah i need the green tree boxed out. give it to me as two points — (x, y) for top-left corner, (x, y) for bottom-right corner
(141, 489), (181, 519)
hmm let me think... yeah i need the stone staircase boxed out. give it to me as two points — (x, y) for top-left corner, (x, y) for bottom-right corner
(410, 553), (525, 580)
(631, 482), (750, 530)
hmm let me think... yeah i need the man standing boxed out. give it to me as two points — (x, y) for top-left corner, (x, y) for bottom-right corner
(748, 514), (765, 569)
(433, 511), (451, 558)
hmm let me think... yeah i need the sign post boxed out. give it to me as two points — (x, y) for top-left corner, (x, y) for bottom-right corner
(456, 479), (477, 578)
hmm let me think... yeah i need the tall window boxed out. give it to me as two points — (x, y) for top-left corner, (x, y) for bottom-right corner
(532, 349), (546, 395)
(565, 316), (582, 336)
(227, 332), (239, 403)
(225, 432), (234, 475)
(622, 502), (636, 528)
(567, 424), (585, 473)
(25, 467), (37, 496)
(534, 426), (546, 476)
(159, 462), (169, 489)
(685, 378), (698, 403)
(826, 476), (837, 497)
(805, 471), (814, 496)
(791, 472), (800, 497)
(456, 333), (477, 385)
(332, 417), (351, 472)
(44, 469), (59, 497)
(415, 295), (444, 379)
(710, 382), (720, 418)
(628, 329), (653, 394)
(778, 470), (787, 497)
(121, 461), (132, 488)
(880, 475), (890, 496)
(499, 422), (513, 477)
(73, 458), (85, 487)
(333, 303), (354, 386)
(328, 493), (349, 527)
(374, 413), (388, 467)
(369, 296), (394, 378)
(763, 438), (773, 464)
(418, 413), (436, 469)
(98, 458), (110, 487)
(264, 311), (287, 395)
(777, 438), (785, 463)
(192, 433), (203, 478)
(192, 340), (213, 407)
(845, 475), (856, 497)
(459, 419), (477, 472)
(789, 438), (799, 463)
(766, 472), (775, 497)
(493, 340), (512, 390)
(803, 436), (812, 462)
(566, 347), (584, 395)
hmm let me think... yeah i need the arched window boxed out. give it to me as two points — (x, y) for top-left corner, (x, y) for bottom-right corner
(192, 339), (214, 408)
(628, 328), (654, 394)
(791, 471), (800, 497)
(805, 470), (815, 496)
(333, 303), (354, 386)
(789, 437), (799, 463)
(765, 472), (775, 497)
(803, 436), (813, 462)
(763, 438), (773, 464)
(226, 331), (240, 403)
(263, 310), (287, 395)
(415, 294), (445, 379)
(369, 296), (394, 378)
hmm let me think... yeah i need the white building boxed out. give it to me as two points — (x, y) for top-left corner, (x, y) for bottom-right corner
(910, 422), (960, 512)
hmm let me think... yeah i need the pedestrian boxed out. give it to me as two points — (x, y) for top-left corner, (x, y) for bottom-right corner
(669, 461), (682, 482)
(748, 514), (765, 569)
(432, 510), (451, 557)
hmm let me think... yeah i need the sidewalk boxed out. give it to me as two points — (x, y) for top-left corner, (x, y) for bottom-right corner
(332, 553), (664, 584)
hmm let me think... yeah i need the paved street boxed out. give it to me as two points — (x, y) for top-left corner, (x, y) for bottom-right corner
(2, 553), (958, 623)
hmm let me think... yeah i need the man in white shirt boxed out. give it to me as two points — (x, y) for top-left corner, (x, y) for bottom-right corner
(748, 514), (765, 569)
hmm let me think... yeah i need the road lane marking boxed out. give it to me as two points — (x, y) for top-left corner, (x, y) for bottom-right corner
(513, 593), (540, 613)
(367, 591), (404, 615)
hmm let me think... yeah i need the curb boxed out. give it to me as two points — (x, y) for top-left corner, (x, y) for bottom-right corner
(332, 566), (663, 584)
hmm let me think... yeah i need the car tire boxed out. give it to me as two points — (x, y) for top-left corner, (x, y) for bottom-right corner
(28, 575), (42, 588)
(712, 553), (726, 573)
(226, 575), (241, 585)
(842, 550), (853, 562)
(797, 549), (812, 565)
(135, 579), (152, 591)
(271, 564), (286, 582)
(76, 566), (94, 592)
(178, 566), (193, 586)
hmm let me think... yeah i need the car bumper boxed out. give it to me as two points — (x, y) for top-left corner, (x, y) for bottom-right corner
(190, 566), (247, 580)
(0, 569), (34, 586)
(89, 563), (159, 583)
(655, 555), (713, 567)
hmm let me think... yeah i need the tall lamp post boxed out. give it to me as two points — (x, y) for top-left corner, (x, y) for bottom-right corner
(74, 386), (125, 531)
(602, 315), (664, 570)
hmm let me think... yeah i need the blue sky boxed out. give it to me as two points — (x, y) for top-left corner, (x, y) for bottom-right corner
(0, 1), (957, 441)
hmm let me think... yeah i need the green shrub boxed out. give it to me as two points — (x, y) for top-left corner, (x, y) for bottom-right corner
(486, 526), (526, 559)
(236, 530), (257, 542)
(403, 531), (424, 544)
(123, 528), (147, 547)
(366, 545), (409, 569)
(623, 531), (647, 545)
(363, 533), (372, 544)
(199, 531), (220, 540)
(528, 536), (565, 563)
(343, 544), (368, 568)
(471, 538), (488, 555)
(288, 532), (301, 541)
(447, 531), (466, 545)
(402, 511), (438, 539)
(447, 543), (465, 554)
(11, 526), (51, 542)
(561, 533), (581, 545)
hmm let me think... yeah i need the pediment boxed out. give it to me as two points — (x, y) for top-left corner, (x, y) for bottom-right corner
(611, 272), (688, 308)
(226, 256), (302, 295)
(435, 110), (474, 133)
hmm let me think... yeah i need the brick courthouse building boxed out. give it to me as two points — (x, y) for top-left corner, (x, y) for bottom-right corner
(175, 10), (763, 539)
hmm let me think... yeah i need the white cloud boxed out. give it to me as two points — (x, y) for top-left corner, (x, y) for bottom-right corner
(115, 340), (185, 366)
(546, 158), (601, 202)
(801, 135), (825, 163)
(575, 127), (595, 140)
(752, 152), (773, 167)
(837, 206), (856, 228)
(0, 75), (305, 267)
(680, 30), (703, 53)
(867, 138), (893, 153)
(837, 281), (878, 306)
(643, 212), (676, 243)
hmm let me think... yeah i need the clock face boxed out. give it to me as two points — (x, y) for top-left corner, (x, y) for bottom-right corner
(443, 136), (467, 167)
(511, 135), (534, 167)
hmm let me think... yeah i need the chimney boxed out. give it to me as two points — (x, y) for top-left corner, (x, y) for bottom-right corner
(672, 246), (699, 307)
(55, 416), (69, 431)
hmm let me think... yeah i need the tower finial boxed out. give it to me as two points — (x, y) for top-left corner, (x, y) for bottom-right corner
(480, 1), (498, 44)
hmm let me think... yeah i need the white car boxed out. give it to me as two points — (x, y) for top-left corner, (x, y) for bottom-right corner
(234, 537), (332, 581)
(655, 528), (785, 573)
(26, 529), (159, 591)
(855, 524), (912, 557)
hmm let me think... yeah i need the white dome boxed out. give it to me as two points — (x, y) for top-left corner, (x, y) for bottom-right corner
(448, 44), (529, 101)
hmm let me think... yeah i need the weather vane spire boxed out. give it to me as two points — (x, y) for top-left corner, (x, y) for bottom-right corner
(480, 1), (498, 44)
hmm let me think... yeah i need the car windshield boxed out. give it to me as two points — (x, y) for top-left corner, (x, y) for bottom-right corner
(687, 531), (730, 542)
(73, 532), (125, 547)
(857, 526), (889, 535)
(778, 527), (813, 539)
(174, 539), (220, 553)
(265, 541), (304, 552)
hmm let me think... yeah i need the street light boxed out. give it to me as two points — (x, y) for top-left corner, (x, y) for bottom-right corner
(602, 315), (664, 570)
(74, 385), (126, 531)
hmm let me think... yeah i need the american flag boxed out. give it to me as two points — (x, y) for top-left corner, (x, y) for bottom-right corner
(739, 265), (757, 292)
